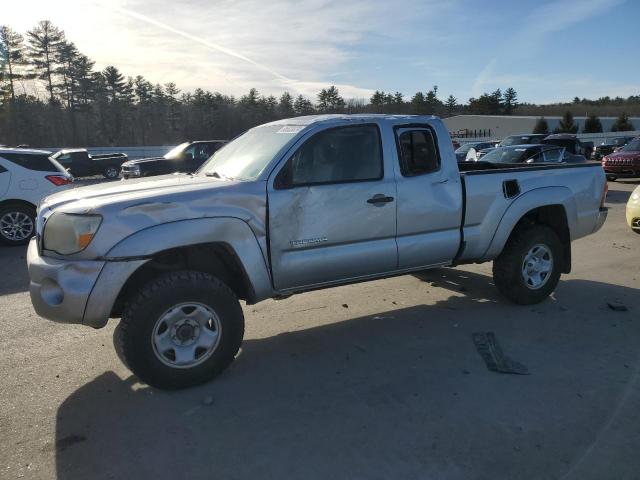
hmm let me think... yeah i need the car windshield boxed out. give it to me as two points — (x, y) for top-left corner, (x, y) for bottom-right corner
(198, 125), (303, 180)
(455, 144), (472, 154)
(621, 139), (640, 152)
(164, 142), (191, 160)
(500, 136), (534, 146)
(482, 147), (535, 163)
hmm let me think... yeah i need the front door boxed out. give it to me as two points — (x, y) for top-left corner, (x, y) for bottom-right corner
(268, 123), (398, 291)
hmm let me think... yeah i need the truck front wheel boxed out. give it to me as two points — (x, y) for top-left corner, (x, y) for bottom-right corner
(115, 270), (244, 389)
(492, 225), (562, 305)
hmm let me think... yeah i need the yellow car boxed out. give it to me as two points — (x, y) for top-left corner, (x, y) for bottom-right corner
(627, 185), (640, 234)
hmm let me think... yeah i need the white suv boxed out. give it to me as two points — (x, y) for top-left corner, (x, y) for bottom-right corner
(0, 149), (74, 246)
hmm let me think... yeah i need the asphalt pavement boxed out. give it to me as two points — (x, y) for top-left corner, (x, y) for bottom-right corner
(0, 180), (638, 480)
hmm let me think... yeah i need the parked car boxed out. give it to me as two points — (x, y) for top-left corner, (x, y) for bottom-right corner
(454, 141), (495, 162)
(592, 136), (636, 160)
(627, 185), (640, 234)
(542, 134), (593, 159)
(28, 115), (608, 389)
(0, 149), (73, 245)
(480, 144), (583, 164)
(475, 134), (549, 160)
(50, 149), (128, 179)
(120, 141), (226, 179)
(602, 136), (640, 181)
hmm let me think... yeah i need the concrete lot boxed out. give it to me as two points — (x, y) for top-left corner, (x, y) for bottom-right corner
(0, 180), (638, 480)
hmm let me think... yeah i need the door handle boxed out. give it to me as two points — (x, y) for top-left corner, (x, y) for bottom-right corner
(433, 178), (449, 185)
(367, 194), (394, 205)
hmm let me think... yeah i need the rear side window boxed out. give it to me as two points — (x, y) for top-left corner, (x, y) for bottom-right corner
(0, 153), (57, 172)
(397, 129), (440, 176)
(278, 124), (383, 187)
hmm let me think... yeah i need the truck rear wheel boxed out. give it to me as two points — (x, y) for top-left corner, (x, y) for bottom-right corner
(115, 270), (244, 390)
(103, 166), (120, 179)
(492, 225), (562, 305)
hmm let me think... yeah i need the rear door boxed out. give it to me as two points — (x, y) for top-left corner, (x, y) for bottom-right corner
(267, 123), (397, 291)
(394, 125), (463, 269)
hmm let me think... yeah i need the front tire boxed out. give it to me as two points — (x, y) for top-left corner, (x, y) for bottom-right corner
(116, 270), (244, 390)
(0, 204), (36, 246)
(493, 225), (563, 305)
(606, 174), (617, 182)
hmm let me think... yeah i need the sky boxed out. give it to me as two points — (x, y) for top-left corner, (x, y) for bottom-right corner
(3, 0), (639, 104)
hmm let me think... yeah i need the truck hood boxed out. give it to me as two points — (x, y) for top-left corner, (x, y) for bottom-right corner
(39, 173), (268, 259)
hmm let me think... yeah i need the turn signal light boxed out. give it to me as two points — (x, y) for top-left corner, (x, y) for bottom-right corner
(46, 175), (73, 186)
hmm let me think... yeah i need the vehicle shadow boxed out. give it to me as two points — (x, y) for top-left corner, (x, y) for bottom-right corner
(605, 186), (633, 204)
(0, 244), (29, 295)
(54, 270), (640, 480)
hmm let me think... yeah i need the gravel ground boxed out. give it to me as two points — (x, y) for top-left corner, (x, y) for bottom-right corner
(0, 179), (638, 480)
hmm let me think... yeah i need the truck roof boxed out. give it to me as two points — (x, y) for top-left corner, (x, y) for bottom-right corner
(55, 148), (88, 154)
(263, 114), (439, 127)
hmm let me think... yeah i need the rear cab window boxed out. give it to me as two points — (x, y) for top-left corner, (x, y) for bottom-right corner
(396, 127), (440, 176)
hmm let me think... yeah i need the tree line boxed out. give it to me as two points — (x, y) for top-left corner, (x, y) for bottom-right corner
(532, 111), (635, 135)
(1, 21), (639, 147)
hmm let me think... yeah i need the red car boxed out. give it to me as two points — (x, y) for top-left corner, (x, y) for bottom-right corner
(603, 136), (640, 181)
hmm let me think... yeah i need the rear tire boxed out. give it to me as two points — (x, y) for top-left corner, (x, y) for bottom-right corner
(0, 204), (36, 246)
(115, 270), (244, 390)
(103, 166), (120, 179)
(492, 225), (563, 305)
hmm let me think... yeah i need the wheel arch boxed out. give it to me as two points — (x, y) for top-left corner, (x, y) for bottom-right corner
(483, 187), (576, 273)
(0, 198), (37, 211)
(104, 217), (273, 318)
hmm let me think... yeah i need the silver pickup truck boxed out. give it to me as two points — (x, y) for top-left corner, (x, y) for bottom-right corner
(27, 115), (608, 389)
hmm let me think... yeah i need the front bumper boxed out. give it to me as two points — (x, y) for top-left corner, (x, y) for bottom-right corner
(603, 165), (640, 178)
(27, 239), (146, 328)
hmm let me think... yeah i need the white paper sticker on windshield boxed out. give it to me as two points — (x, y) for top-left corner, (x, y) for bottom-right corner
(277, 125), (305, 134)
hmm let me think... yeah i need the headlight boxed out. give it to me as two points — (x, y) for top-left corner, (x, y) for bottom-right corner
(43, 213), (102, 254)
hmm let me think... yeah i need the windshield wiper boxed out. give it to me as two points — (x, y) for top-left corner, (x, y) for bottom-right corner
(205, 171), (221, 178)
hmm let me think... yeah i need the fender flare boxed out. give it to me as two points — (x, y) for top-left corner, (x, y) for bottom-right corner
(105, 216), (273, 302)
(482, 186), (577, 261)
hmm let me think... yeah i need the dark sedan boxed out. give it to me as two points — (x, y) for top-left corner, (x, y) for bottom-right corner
(480, 144), (584, 164)
(592, 136), (635, 160)
(121, 140), (226, 179)
(454, 141), (496, 162)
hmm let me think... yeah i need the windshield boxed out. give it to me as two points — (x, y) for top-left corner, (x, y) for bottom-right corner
(482, 147), (535, 163)
(621, 139), (640, 152)
(455, 144), (472, 154)
(164, 142), (191, 160)
(199, 125), (303, 180)
(500, 136), (534, 146)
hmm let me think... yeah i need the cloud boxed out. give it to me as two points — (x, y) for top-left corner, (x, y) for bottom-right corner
(471, 0), (626, 97)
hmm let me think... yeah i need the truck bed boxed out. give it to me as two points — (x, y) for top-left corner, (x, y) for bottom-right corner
(457, 161), (605, 264)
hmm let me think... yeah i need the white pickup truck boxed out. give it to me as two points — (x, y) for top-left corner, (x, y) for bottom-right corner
(27, 115), (608, 389)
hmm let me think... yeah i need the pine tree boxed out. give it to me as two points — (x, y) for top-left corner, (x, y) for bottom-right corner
(409, 91), (426, 114)
(611, 112), (635, 132)
(317, 85), (345, 113)
(582, 114), (603, 133)
(102, 66), (126, 102)
(27, 20), (65, 103)
(293, 95), (314, 115)
(532, 117), (549, 134)
(277, 91), (294, 117)
(0, 25), (31, 102)
(445, 95), (457, 115)
(554, 111), (578, 133)
(502, 88), (518, 115)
